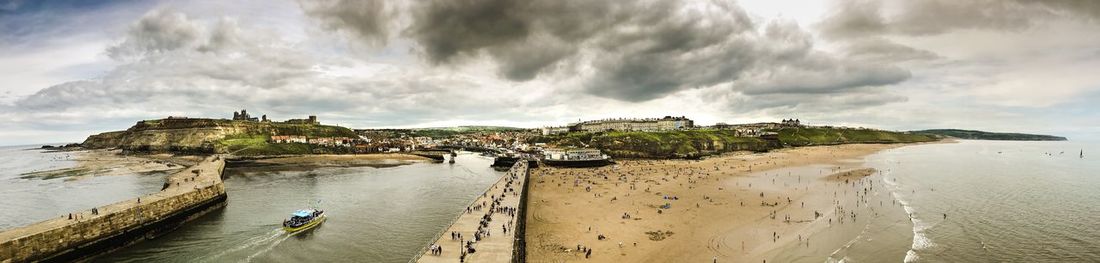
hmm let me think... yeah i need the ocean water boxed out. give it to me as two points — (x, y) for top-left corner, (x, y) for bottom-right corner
(0, 146), (165, 229)
(0, 147), (502, 262)
(863, 140), (1100, 262)
(97, 152), (502, 263)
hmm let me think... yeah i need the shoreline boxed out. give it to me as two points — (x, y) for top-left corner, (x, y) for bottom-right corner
(17, 149), (199, 180)
(19, 151), (436, 180)
(525, 142), (928, 262)
(224, 153), (435, 171)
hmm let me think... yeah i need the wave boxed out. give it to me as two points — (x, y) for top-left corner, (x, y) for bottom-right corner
(882, 173), (934, 263)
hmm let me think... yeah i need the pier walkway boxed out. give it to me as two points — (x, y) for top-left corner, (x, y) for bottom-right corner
(415, 161), (529, 263)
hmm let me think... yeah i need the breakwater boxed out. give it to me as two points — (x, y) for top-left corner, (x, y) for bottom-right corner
(414, 160), (530, 263)
(0, 156), (227, 262)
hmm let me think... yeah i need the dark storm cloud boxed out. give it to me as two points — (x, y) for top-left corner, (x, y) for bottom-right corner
(403, 0), (639, 80)
(820, 0), (1100, 39)
(298, 0), (393, 47)
(366, 0), (904, 102)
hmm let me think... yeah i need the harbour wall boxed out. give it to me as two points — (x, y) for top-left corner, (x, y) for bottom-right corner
(0, 156), (227, 263)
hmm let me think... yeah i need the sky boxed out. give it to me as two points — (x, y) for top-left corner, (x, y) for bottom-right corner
(1, 0), (1099, 145)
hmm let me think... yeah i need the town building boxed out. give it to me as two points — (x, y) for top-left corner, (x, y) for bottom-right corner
(781, 119), (802, 126)
(569, 116), (694, 132)
(540, 126), (571, 136)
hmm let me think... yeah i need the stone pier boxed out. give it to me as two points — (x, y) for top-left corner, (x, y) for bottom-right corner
(414, 161), (530, 263)
(0, 156), (228, 263)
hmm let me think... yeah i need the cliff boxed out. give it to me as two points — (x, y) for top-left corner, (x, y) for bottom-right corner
(772, 127), (938, 146)
(531, 127), (938, 159)
(81, 118), (358, 155)
(532, 130), (775, 159)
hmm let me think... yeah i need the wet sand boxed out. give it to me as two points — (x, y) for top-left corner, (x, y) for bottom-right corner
(225, 154), (433, 171)
(18, 149), (195, 180)
(525, 143), (922, 263)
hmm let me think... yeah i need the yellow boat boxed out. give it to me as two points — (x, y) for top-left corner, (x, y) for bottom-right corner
(282, 209), (326, 232)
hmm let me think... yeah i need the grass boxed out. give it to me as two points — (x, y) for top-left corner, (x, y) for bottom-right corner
(214, 134), (316, 155)
(532, 129), (771, 158)
(531, 127), (939, 158)
(772, 127), (937, 146)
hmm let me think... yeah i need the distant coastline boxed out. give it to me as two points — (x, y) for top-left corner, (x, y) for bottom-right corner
(912, 129), (1067, 141)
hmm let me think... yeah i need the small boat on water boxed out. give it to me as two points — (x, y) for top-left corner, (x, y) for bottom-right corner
(283, 208), (325, 232)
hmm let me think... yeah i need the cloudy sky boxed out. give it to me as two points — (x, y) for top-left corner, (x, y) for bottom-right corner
(1, 0), (1098, 145)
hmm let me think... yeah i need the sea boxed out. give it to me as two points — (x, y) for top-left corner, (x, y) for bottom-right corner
(0, 146), (165, 230)
(845, 140), (1100, 262)
(1, 140), (1098, 262)
(0, 147), (503, 263)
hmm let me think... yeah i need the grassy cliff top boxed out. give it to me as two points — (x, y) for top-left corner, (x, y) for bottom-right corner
(133, 118), (358, 138)
(82, 117), (360, 155)
(530, 129), (772, 158)
(770, 127), (938, 146)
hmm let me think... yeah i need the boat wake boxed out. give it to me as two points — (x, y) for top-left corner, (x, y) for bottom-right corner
(243, 229), (297, 262)
(196, 227), (294, 263)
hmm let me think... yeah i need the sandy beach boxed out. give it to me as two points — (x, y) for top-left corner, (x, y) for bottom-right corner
(525, 143), (925, 263)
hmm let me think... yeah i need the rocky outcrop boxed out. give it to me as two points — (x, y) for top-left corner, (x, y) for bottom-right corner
(81, 131), (129, 149)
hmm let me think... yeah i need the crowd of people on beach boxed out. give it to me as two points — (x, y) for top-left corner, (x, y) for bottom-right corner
(526, 146), (933, 262)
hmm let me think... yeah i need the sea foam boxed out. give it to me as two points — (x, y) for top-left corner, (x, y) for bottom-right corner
(882, 173), (934, 262)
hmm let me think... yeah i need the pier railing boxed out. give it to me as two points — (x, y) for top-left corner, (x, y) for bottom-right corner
(511, 161), (532, 263)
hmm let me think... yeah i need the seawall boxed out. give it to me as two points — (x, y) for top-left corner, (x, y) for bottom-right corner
(414, 160), (531, 263)
(0, 156), (227, 263)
